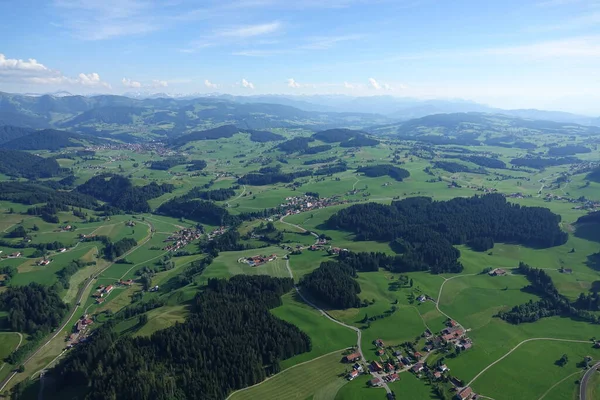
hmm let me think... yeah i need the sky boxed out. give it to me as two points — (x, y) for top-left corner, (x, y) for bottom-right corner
(1, 0), (600, 114)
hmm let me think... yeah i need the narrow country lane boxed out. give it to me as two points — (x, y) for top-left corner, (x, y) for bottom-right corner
(580, 361), (600, 400)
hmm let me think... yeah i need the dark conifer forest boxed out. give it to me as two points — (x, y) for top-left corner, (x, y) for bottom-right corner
(51, 275), (310, 400)
(0, 149), (65, 179)
(0, 283), (68, 335)
(300, 261), (362, 309)
(356, 164), (410, 181)
(76, 174), (174, 212)
(327, 194), (567, 273)
(157, 197), (239, 226)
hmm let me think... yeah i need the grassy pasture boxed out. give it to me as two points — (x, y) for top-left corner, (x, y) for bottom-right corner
(229, 351), (349, 400)
(472, 341), (596, 400)
(271, 292), (356, 369)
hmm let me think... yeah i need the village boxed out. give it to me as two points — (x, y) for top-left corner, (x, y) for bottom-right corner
(162, 227), (204, 252)
(239, 254), (278, 267)
(279, 194), (347, 216)
(340, 315), (477, 400)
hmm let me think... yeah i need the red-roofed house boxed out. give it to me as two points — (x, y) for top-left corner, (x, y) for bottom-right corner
(369, 378), (383, 387)
(456, 387), (473, 400)
(347, 370), (360, 380)
(343, 352), (361, 363)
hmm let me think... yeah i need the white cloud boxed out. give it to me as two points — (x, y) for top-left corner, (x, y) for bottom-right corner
(301, 34), (362, 50)
(151, 79), (168, 88)
(204, 79), (218, 89)
(217, 21), (281, 38)
(77, 72), (109, 87)
(183, 21), (282, 52)
(0, 53), (49, 73)
(122, 77), (167, 89)
(242, 78), (255, 89)
(53, 0), (159, 40)
(122, 78), (142, 88)
(0, 52), (110, 88)
(344, 81), (355, 89)
(483, 36), (600, 57)
(287, 78), (301, 88)
(368, 78), (381, 90)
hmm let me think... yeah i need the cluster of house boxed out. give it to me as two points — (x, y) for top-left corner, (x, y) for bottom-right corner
(426, 321), (473, 352)
(488, 268), (507, 276)
(87, 142), (171, 156)
(66, 315), (93, 348)
(38, 258), (52, 266)
(465, 185), (499, 194)
(93, 284), (115, 304)
(3, 252), (22, 259)
(280, 195), (346, 216)
(207, 227), (227, 240)
(60, 225), (75, 232)
(162, 228), (204, 252)
(346, 362), (364, 381)
(244, 254), (277, 267)
(541, 193), (600, 210)
(506, 193), (533, 200)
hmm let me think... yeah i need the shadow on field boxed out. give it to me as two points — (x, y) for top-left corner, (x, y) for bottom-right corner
(586, 253), (600, 272)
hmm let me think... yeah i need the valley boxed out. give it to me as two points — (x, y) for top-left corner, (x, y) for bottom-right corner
(0, 92), (598, 400)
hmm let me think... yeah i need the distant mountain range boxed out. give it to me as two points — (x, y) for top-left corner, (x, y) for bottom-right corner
(0, 92), (390, 136)
(121, 93), (600, 126)
(371, 113), (600, 147)
(1, 91), (599, 144)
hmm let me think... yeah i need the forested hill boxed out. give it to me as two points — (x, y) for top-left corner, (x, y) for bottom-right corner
(0, 129), (104, 150)
(576, 211), (600, 225)
(327, 194), (567, 274)
(0, 149), (64, 179)
(372, 112), (600, 140)
(0, 126), (34, 145)
(51, 275), (311, 400)
(60, 106), (144, 126)
(172, 125), (241, 145)
(172, 125), (285, 145)
(76, 174), (174, 213)
(586, 166), (600, 183)
(356, 164), (410, 181)
(312, 128), (366, 142)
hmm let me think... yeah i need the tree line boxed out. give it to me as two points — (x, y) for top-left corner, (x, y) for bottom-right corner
(497, 262), (600, 324)
(510, 156), (580, 169)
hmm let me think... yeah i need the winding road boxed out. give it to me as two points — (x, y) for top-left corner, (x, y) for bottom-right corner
(434, 273), (476, 330)
(278, 215), (392, 394)
(580, 361), (600, 400)
(283, 258), (391, 394)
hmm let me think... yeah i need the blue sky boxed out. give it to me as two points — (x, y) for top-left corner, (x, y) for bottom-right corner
(1, 0), (600, 113)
